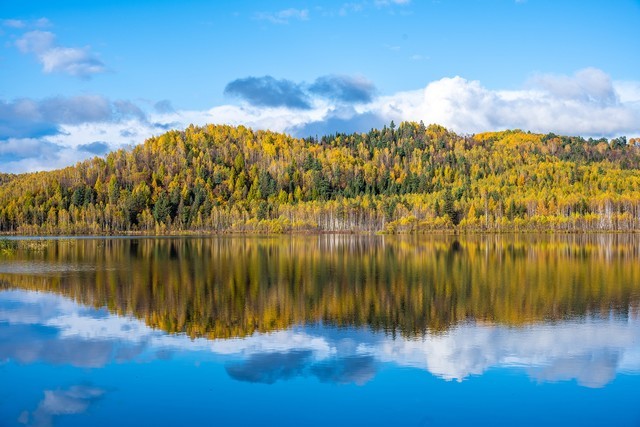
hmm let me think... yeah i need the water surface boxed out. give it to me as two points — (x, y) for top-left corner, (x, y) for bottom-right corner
(1, 235), (639, 426)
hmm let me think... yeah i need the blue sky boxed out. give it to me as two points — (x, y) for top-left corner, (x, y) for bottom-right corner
(1, 0), (640, 172)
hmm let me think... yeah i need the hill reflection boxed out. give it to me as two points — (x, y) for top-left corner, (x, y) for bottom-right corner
(1, 235), (639, 339)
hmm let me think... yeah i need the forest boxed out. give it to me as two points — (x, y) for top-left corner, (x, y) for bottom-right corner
(0, 122), (639, 234)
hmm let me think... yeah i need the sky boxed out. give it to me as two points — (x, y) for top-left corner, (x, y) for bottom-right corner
(1, 0), (640, 173)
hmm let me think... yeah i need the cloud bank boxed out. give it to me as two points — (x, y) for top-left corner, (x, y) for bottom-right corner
(0, 95), (145, 140)
(193, 67), (640, 139)
(0, 95), (154, 172)
(376, 67), (639, 136)
(1, 68), (639, 173)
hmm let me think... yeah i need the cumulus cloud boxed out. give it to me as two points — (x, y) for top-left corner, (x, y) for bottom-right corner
(0, 95), (148, 167)
(43, 95), (115, 124)
(2, 68), (640, 174)
(309, 75), (376, 103)
(0, 138), (64, 164)
(0, 95), (135, 140)
(372, 68), (640, 137)
(223, 74), (376, 110)
(529, 68), (617, 105)
(77, 141), (110, 155)
(614, 80), (640, 105)
(0, 118), (167, 172)
(0, 95), (153, 171)
(0, 143), (98, 173)
(15, 30), (54, 55)
(254, 8), (309, 24)
(154, 99), (175, 114)
(291, 109), (386, 137)
(111, 100), (146, 122)
(15, 30), (106, 78)
(224, 76), (311, 109)
(220, 68), (640, 139)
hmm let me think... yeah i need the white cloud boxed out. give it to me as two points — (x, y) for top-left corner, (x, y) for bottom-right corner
(15, 31), (55, 54)
(529, 67), (616, 105)
(39, 47), (106, 77)
(2, 19), (26, 29)
(255, 8), (309, 24)
(0, 138), (59, 158)
(1, 17), (50, 29)
(15, 30), (106, 78)
(165, 102), (329, 134)
(337, 0), (409, 16)
(2, 68), (640, 173)
(614, 80), (640, 105)
(371, 69), (640, 137)
(213, 68), (640, 139)
(339, 2), (365, 16)
(375, 0), (411, 6)
(0, 95), (151, 172)
(0, 142), (92, 174)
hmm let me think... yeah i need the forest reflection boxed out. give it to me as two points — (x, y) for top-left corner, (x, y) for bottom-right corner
(1, 234), (639, 339)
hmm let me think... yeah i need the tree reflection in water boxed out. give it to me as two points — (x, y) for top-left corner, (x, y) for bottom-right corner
(1, 234), (638, 339)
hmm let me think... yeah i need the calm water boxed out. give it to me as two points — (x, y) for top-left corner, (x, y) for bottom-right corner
(1, 235), (639, 426)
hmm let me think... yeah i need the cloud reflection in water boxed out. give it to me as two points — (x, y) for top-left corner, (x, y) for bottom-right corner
(18, 385), (105, 427)
(1, 290), (639, 388)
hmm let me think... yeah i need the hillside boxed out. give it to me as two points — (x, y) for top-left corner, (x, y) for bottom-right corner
(1, 122), (639, 234)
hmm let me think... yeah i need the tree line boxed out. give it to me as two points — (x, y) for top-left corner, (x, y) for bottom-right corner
(1, 122), (639, 234)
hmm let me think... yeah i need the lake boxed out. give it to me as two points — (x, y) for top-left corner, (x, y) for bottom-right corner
(1, 235), (639, 426)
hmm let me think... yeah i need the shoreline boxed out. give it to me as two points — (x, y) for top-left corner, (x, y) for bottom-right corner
(1, 229), (640, 239)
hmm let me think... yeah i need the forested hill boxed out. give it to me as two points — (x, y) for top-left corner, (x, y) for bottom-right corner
(1, 122), (639, 234)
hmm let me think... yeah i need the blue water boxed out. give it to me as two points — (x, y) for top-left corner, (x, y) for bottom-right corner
(1, 289), (639, 427)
